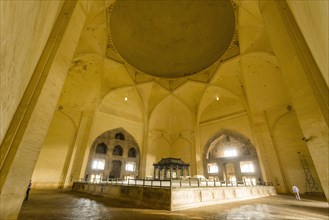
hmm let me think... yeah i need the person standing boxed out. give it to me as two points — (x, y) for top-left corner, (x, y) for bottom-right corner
(292, 184), (301, 200)
(24, 179), (32, 201)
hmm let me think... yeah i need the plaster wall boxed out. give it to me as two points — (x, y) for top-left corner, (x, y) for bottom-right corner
(89, 111), (144, 153)
(198, 115), (254, 177)
(0, 1), (63, 144)
(199, 115), (252, 150)
(260, 0), (329, 200)
(145, 135), (192, 177)
(287, 1), (329, 86)
(270, 110), (323, 193)
(0, 1), (90, 218)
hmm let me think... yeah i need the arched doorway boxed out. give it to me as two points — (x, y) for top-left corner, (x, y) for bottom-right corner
(110, 160), (122, 179)
(225, 163), (236, 183)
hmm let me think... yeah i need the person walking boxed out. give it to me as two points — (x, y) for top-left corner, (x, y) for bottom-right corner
(292, 184), (301, 200)
(25, 179), (32, 201)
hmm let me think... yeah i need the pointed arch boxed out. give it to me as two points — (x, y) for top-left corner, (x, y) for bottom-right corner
(96, 142), (108, 154)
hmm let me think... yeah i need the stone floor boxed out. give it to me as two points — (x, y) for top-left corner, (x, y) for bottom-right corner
(19, 189), (328, 220)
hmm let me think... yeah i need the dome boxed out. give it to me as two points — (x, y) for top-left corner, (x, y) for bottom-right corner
(109, 0), (235, 78)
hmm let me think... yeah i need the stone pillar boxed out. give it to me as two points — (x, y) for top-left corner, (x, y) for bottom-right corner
(253, 113), (288, 192)
(234, 161), (242, 182)
(140, 115), (150, 177)
(260, 0), (329, 200)
(170, 165), (172, 179)
(58, 110), (83, 188)
(218, 163), (224, 180)
(192, 124), (203, 176)
(67, 113), (94, 182)
(0, 1), (90, 219)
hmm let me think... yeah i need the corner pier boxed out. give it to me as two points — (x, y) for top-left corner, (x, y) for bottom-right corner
(72, 179), (277, 210)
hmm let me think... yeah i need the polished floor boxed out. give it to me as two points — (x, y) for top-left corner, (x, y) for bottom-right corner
(19, 189), (328, 220)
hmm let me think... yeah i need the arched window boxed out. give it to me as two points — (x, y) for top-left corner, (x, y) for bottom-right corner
(96, 143), (107, 154)
(113, 145), (123, 156)
(115, 132), (125, 140)
(128, 148), (137, 157)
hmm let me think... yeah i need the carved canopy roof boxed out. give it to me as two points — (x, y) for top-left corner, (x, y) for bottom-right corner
(153, 157), (189, 167)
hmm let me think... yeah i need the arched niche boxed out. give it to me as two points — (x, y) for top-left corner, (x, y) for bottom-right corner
(272, 111), (323, 193)
(96, 143), (108, 154)
(113, 145), (123, 156)
(203, 129), (262, 185)
(85, 128), (140, 181)
(128, 147), (137, 157)
(147, 96), (193, 175)
(115, 132), (125, 140)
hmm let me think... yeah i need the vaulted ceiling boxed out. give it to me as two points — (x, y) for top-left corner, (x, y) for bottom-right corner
(58, 0), (291, 127)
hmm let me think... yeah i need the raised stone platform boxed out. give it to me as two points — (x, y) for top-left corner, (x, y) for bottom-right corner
(72, 181), (277, 210)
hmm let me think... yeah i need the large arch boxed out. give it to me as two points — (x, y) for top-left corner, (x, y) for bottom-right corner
(271, 110), (323, 194)
(84, 128), (141, 181)
(203, 129), (262, 185)
(146, 95), (193, 176)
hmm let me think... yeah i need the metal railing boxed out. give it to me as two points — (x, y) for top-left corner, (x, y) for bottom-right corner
(76, 178), (273, 189)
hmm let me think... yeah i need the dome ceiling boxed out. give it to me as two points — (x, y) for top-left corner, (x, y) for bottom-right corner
(108, 0), (236, 78)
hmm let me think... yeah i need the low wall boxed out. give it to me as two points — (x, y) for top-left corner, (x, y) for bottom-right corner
(72, 182), (276, 210)
(171, 186), (277, 210)
(72, 182), (171, 210)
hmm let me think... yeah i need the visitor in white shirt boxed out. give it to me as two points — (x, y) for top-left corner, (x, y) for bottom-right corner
(292, 185), (301, 200)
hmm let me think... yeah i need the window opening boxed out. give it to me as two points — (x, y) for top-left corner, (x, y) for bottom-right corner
(207, 163), (219, 173)
(125, 162), (136, 171)
(240, 161), (255, 173)
(92, 159), (105, 170)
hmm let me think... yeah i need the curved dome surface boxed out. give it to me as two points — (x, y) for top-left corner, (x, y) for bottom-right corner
(110, 0), (235, 78)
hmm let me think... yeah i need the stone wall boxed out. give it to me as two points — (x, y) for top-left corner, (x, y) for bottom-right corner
(72, 182), (171, 210)
(171, 186), (276, 210)
(72, 182), (276, 210)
